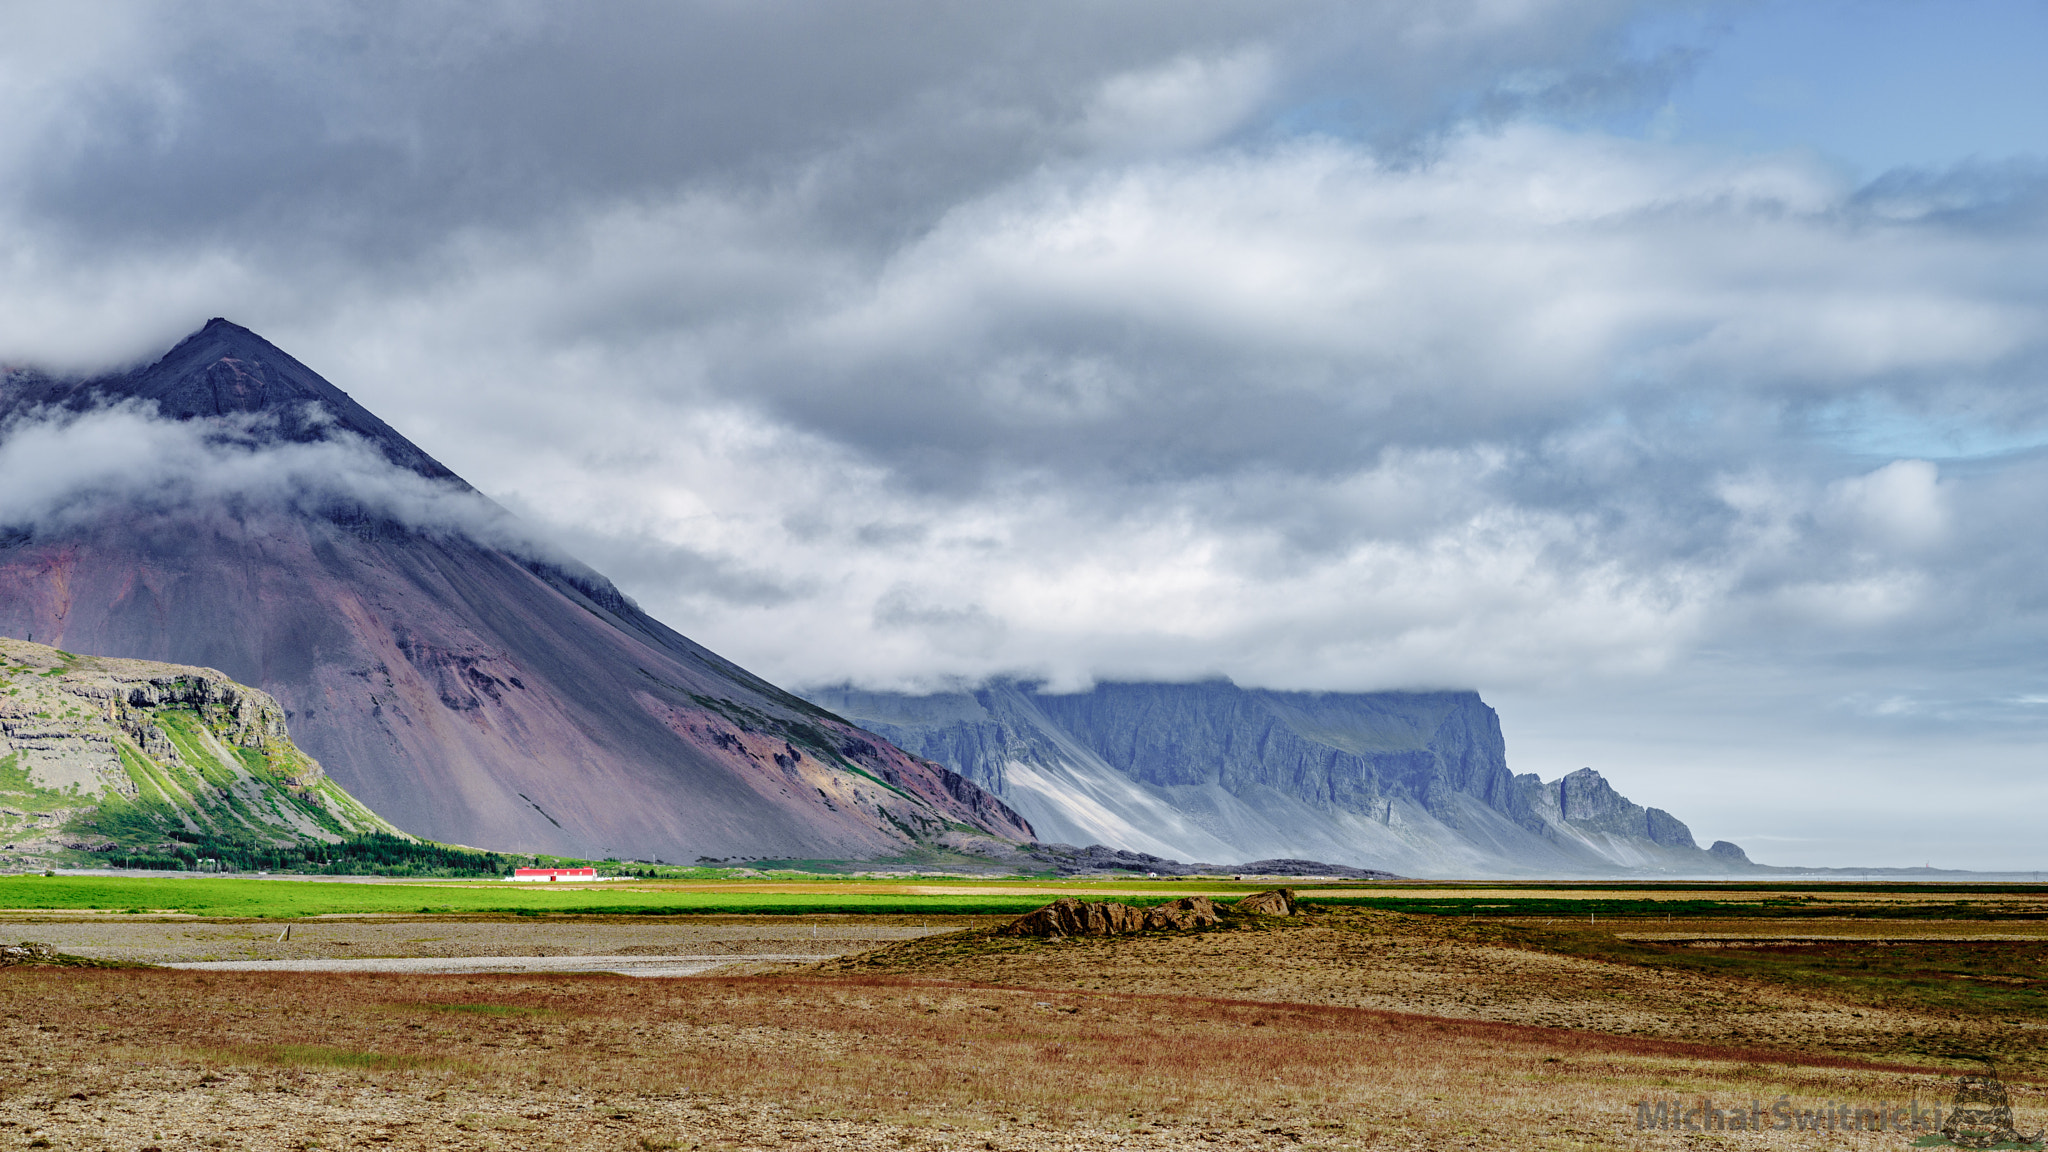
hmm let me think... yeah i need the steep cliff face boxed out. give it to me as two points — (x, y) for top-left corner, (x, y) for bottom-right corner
(1028, 682), (1520, 824)
(809, 679), (1752, 878)
(0, 636), (394, 864)
(0, 320), (1031, 861)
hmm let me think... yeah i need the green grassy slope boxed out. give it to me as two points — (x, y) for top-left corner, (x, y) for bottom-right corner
(0, 875), (1098, 917)
(0, 638), (503, 875)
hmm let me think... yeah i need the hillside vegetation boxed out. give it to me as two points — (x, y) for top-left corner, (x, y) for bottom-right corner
(0, 637), (479, 873)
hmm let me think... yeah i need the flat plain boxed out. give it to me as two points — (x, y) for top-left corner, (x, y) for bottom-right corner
(1, 877), (2043, 1150)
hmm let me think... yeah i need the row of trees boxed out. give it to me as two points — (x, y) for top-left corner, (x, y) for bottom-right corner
(105, 831), (513, 877)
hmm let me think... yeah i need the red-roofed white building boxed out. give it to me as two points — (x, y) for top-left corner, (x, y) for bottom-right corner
(507, 867), (600, 882)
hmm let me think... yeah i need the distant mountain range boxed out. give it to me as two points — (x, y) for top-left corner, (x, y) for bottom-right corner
(808, 679), (1754, 877)
(0, 320), (1031, 862)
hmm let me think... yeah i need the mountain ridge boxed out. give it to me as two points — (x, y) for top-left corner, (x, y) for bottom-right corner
(808, 678), (1753, 878)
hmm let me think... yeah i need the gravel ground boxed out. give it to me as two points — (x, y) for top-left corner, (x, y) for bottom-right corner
(162, 953), (824, 976)
(0, 959), (2000, 1152)
(0, 913), (980, 965)
(2, 908), (2031, 1149)
(0, 1067), (1335, 1152)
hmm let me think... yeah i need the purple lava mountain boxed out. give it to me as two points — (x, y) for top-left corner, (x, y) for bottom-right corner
(0, 319), (1032, 860)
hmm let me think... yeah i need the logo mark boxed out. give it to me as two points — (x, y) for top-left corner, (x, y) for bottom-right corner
(1938, 1068), (2042, 1149)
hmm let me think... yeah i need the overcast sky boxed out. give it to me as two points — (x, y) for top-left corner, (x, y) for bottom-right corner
(3, 0), (2046, 869)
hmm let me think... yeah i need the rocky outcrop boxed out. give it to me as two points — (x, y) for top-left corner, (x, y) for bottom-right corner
(0, 942), (57, 966)
(1003, 898), (1148, 937)
(1233, 888), (1297, 917)
(1144, 896), (1224, 930)
(1000, 894), (1226, 937)
(0, 635), (396, 862)
(811, 679), (1754, 878)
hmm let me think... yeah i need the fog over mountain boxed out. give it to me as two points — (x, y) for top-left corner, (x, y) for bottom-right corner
(2, 3), (2047, 867)
(0, 320), (1033, 862)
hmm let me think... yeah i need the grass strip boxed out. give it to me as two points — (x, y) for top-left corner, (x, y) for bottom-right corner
(1303, 894), (2048, 920)
(0, 875), (1204, 918)
(1498, 919), (2048, 1021)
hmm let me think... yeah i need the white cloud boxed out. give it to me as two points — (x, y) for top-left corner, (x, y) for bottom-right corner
(1824, 459), (1947, 551)
(0, 401), (548, 560)
(1081, 49), (1276, 156)
(7, 115), (2032, 703)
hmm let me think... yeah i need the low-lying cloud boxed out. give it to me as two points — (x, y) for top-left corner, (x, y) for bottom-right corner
(0, 400), (538, 555)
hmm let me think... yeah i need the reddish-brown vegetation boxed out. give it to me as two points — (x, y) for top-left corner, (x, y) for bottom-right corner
(0, 963), (2014, 1150)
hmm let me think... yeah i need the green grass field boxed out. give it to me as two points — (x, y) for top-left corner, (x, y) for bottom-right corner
(0, 875), (1256, 918)
(1310, 894), (2048, 919)
(11, 873), (2043, 921)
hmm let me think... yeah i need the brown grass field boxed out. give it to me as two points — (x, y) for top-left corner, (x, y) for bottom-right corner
(1, 884), (2045, 1150)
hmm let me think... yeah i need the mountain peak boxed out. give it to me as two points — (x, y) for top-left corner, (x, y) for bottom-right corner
(103, 319), (463, 483)
(1, 324), (1035, 860)
(198, 315), (258, 338)
(175, 316), (288, 364)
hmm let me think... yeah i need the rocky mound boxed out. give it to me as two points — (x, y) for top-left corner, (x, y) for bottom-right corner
(0, 941), (57, 965)
(1000, 895), (1221, 937)
(999, 890), (1298, 938)
(1233, 888), (1298, 916)
(0, 940), (135, 969)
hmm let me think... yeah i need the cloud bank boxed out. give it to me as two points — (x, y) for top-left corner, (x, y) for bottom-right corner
(0, 399), (553, 562)
(3, 2), (2048, 865)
